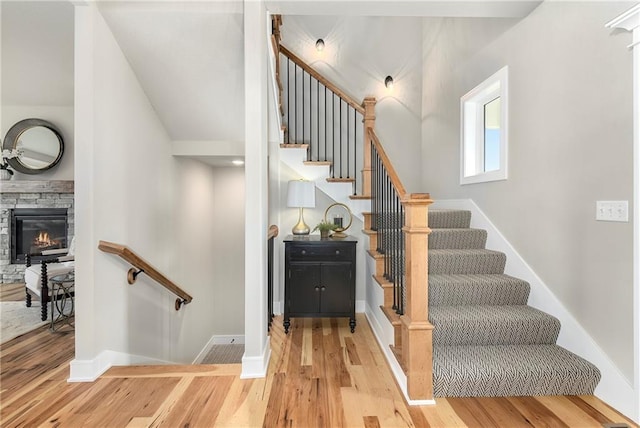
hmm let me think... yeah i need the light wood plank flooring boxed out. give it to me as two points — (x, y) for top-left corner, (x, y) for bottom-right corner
(1, 314), (637, 427)
(0, 282), (25, 302)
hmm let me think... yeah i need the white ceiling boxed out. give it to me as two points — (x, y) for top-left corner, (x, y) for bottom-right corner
(98, 2), (245, 142)
(2, 0), (540, 146)
(266, 0), (541, 18)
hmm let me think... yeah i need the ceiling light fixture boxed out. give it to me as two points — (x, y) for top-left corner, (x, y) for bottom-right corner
(385, 76), (394, 90)
(315, 39), (325, 52)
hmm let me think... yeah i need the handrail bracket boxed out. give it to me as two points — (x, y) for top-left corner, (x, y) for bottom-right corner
(175, 298), (188, 311)
(127, 267), (145, 284)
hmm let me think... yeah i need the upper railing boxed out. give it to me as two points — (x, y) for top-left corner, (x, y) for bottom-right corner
(279, 44), (366, 196)
(370, 129), (406, 314)
(368, 128), (433, 399)
(98, 240), (193, 311)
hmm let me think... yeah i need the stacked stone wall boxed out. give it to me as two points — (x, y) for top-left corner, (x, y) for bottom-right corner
(0, 191), (74, 284)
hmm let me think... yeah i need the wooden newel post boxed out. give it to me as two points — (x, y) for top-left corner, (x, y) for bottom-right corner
(362, 97), (376, 197)
(400, 193), (434, 400)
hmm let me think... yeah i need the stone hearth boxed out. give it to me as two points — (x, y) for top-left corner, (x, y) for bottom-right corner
(0, 181), (74, 284)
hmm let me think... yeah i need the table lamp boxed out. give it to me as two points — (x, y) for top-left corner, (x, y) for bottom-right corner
(287, 180), (315, 235)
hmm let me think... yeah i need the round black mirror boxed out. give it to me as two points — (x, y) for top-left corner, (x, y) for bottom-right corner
(3, 118), (64, 174)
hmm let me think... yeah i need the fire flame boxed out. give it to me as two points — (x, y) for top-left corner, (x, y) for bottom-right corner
(34, 231), (53, 247)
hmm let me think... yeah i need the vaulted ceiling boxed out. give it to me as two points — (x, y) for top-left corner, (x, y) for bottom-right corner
(98, 2), (245, 142)
(2, 1), (541, 144)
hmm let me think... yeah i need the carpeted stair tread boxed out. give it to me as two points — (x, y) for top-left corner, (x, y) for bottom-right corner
(430, 305), (560, 346)
(429, 274), (530, 306)
(429, 249), (506, 274)
(433, 344), (601, 397)
(429, 228), (487, 250)
(429, 210), (471, 229)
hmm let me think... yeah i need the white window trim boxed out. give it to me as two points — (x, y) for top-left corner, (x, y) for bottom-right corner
(460, 66), (509, 185)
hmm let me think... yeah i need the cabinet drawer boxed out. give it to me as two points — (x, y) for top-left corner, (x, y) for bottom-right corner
(288, 244), (353, 261)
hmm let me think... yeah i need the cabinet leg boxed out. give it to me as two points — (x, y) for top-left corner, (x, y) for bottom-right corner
(284, 318), (290, 334)
(350, 318), (356, 333)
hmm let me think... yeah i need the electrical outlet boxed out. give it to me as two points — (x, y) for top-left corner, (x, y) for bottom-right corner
(596, 201), (629, 222)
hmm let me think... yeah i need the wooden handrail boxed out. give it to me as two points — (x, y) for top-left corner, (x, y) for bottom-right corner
(279, 45), (366, 116)
(368, 128), (407, 197)
(98, 240), (193, 311)
(267, 225), (279, 240)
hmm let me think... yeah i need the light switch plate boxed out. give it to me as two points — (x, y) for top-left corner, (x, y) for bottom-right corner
(596, 201), (629, 222)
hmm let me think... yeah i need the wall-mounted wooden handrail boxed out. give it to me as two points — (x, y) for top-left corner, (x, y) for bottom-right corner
(279, 45), (366, 116)
(267, 224), (279, 240)
(98, 240), (193, 311)
(368, 128), (407, 197)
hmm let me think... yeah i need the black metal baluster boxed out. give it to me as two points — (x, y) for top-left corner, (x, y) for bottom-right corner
(377, 148), (380, 231)
(286, 58), (290, 143)
(302, 71), (305, 150)
(347, 105), (350, 181)
(324, 86), (327, 161)
(339, 99), (343, 178)
(353, 109), (357, 195)
(309, 71), (312, 155)
(384, 174), (389, 279)
(317, 80), (319, 162)
(393, 194), (402, 313)
(294, 63), (298, 144)
(371, 142), (377, 233)
(332, 94), (335, 178)
(268, 234), (274, 330)
(400, 204), (405, 315)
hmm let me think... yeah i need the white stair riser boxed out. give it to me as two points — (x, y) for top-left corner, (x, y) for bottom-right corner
(280, 146), (369, 221)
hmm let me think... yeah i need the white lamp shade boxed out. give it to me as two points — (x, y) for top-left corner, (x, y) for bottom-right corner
(287, 180), (316, 208)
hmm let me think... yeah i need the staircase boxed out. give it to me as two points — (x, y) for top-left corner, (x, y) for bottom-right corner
(428, 209), (601, 396)
(270, 15), (601, 401)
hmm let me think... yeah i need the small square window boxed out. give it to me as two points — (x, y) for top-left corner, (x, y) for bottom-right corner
(460, 66), (508, 185)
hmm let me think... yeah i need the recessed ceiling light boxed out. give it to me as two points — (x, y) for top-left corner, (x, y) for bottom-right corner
(232, 160), (244, 166)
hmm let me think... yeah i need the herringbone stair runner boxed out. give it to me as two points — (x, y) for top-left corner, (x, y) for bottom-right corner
(429, 209), (601, 397)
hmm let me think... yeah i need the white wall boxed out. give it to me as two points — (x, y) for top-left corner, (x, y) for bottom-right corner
(281, 16), (423, 192)
(73, 5), (244, 378)
(175, 162), (245, 337)
(421, 2), (635, 381)
(1, 1), (74, 181)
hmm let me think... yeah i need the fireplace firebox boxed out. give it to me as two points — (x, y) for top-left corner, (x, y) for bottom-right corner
(10, 208), (68, 264)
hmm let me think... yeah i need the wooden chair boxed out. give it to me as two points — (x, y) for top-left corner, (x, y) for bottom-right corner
(24, 238), (75, 321)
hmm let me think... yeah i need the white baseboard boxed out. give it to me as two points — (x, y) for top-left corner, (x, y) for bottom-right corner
(69, 350), (176, 382)
(240, 337), (271, 379)
(432, 199), (636, 419)
(193, 334), (246, 364)
(364, 303), (435, 406)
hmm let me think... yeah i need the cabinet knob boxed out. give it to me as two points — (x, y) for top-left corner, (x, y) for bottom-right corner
(301, 250), (306, 255)
(321, 286), (326, 291)
(335, 250), (340, 255)
(314, 286), (320, 291)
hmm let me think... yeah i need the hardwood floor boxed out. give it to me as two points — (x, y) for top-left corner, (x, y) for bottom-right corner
(0, 283), (26, 302)
(1, 314), (637, 427)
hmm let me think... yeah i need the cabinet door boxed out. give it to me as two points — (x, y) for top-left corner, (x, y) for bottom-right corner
(289, 263), (321, 314)
(320, 262), (352, 314)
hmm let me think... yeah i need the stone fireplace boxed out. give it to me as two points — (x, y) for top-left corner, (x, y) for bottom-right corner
(0, 181), (74, 283)
(10, 208), (69, 264)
